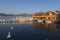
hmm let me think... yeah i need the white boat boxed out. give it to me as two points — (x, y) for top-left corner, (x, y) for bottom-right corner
(7, 32), (11, 38)
(38, 20), (45, 24)
(38, 20), (42, 23)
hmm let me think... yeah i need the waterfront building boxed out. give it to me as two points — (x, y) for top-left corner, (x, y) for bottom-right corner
(32, 11), (58, 20)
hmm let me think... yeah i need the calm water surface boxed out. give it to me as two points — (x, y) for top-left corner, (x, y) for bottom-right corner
(0, 23), (60, 40)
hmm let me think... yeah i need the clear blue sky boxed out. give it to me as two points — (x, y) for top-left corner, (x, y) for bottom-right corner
(0, 0), (60, 14)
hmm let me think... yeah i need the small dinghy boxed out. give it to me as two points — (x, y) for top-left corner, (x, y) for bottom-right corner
(7, 32), (11, 38)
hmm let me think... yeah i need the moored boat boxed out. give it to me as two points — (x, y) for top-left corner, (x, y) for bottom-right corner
(32, 19), (38, 22)
(46, 20), (52, 23)
(19, 20), (26, 24)
(38, 20), (42, 23)
(38, 19), (46, 24)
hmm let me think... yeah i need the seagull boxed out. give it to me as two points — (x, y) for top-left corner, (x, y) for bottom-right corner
(11, 26), (13, 30)
(7, 32), (11, 38)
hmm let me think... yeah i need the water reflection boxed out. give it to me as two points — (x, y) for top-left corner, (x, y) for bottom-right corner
(0, 23), (60, 40)
(32, 22), (57, 31)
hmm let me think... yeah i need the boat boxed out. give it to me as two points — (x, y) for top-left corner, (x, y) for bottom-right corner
(38, 20), (42, 23)
(19, 20), (26, 24)
(38, 19), (46, 24)
(46, 20), (52, 23)
(32, 19), (38, 22)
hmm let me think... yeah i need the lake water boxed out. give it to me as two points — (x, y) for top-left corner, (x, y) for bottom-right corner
(0, 23), (60, 40)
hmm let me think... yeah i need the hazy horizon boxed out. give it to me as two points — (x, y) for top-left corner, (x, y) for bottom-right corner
(0, 0), (60, 14)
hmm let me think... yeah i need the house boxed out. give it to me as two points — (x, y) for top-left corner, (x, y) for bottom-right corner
(32, 11), (58, 21)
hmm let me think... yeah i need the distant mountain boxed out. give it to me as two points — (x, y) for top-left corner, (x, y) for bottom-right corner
(7, 14), (15, 16)
(0, 13), (7, 16)
(0, 13), (15, 16)
(0, 13), (32, 16)
(16, 14), (32, 16)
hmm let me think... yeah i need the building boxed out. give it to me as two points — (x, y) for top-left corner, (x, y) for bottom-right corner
(32, 11), (58, 21)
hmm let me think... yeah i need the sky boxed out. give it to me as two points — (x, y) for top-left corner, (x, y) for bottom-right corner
(0, 0), (60, 14)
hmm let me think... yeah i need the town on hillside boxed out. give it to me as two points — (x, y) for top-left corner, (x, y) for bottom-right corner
(0, 10), (60, 24)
